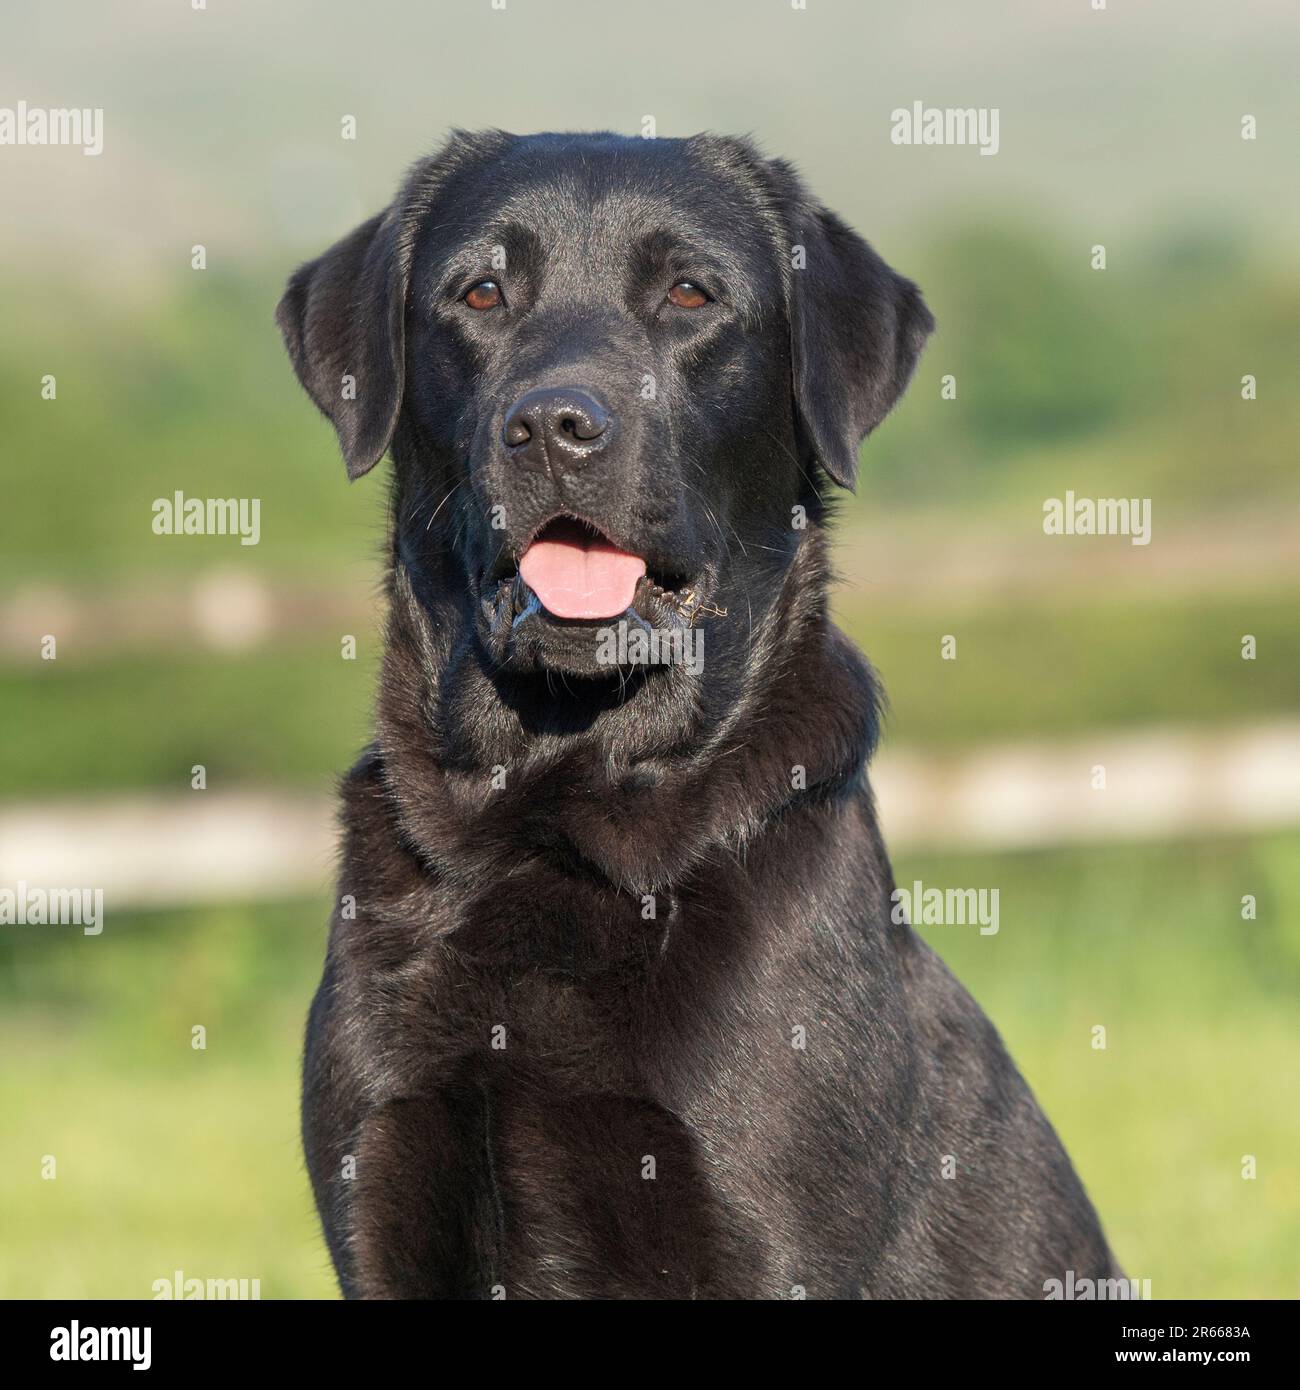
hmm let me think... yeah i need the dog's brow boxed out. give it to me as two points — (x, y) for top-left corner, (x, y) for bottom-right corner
(626, 228), (726, 289)
(631, 227), (699, 267)
(440, 221), (544, 288)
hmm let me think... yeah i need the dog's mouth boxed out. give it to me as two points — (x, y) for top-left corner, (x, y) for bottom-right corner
(481, 515), (710, 659)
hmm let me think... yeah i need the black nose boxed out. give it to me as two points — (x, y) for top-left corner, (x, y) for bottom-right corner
(502, 388), (611, 475)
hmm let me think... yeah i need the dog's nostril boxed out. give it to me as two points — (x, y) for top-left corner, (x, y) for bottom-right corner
(562, 403), (609, 444)
(503, 418), (532, 447)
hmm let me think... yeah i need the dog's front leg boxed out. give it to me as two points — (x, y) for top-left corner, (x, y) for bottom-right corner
(344, 1091), (500, 1299)
(303, 966), (498, 1299)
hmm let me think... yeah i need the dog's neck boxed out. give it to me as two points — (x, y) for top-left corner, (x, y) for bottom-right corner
(370, 524), (880, 895)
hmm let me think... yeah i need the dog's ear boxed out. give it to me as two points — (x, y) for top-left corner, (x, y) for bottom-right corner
(276, 129), (513, 479)
(276, 209), (409, 480)
(786, 200), (934, 490)
(790, 207), (933, 489)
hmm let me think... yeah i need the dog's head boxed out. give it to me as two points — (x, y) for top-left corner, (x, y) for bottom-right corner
(278, 130), (932, 685)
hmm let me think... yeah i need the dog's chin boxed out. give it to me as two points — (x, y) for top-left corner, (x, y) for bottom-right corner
(499, 612), (636, 679)
(477, 571), (700, 681)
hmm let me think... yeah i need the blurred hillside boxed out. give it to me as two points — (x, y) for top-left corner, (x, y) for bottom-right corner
(4, 0), (1300, 270)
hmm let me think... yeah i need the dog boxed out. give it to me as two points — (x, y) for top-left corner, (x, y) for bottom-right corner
(277, 129), (1120, 1299)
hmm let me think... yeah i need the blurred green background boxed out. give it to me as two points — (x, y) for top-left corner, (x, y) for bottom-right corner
(2, 0), (1297, 1299)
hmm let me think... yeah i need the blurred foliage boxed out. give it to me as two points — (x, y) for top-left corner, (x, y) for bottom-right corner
(847, 588), (1300, 750)
(1, 640), (380, 796)
(860, 217), (1300, 515)
(4, 267), (388, 584)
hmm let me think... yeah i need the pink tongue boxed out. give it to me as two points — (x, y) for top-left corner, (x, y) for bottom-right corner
(520, 527), (647, 620)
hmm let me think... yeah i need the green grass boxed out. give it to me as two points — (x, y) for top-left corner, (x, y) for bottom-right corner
(1, 834), (1296, 1298)
(0, 899), (336, 1299)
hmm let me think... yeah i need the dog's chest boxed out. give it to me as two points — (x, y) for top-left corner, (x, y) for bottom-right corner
(442, 865), (759, 1079)
(443, 883), (785, 1296)
(483, 1082), (758, 1298)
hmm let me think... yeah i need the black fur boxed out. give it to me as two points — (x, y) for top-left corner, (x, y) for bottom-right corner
(278, 130), (1118, 1299)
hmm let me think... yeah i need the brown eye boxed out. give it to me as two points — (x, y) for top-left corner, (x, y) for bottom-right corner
(667, 281), (710, 309)
(464, 280), (502, 311)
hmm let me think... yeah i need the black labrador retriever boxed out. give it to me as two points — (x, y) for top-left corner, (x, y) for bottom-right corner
(277, 129), (1119, 1299)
